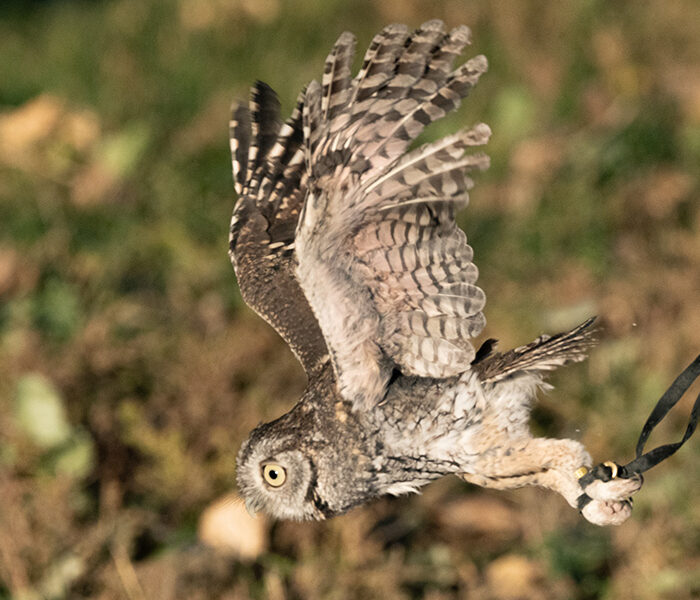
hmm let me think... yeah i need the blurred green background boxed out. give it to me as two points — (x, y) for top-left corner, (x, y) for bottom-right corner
(0, 0), (698, 598)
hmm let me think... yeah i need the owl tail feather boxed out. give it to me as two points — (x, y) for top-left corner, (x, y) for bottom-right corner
(472, 318), (598, 384)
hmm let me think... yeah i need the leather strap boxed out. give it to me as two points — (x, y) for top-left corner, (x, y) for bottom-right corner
(577, 354), (700, 511)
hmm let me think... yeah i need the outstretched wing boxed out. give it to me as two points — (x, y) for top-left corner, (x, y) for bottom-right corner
(230, 82), (329, 376)
(295, 21), (491, 409)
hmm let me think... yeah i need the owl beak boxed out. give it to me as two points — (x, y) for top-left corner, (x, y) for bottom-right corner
(245, 498), (258, 518)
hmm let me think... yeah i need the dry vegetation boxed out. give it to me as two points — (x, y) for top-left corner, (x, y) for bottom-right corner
(0, 0), (698, 598)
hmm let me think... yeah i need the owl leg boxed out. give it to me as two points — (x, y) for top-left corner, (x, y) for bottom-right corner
(460, 437), (642, 525)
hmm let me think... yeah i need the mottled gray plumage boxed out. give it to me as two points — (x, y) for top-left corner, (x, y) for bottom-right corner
(230, 21), (643, 526)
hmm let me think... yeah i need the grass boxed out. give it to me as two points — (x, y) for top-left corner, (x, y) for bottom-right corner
(0, 0), (698, 598)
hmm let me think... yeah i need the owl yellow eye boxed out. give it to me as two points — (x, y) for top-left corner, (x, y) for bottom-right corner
(262, 463), (287, 487)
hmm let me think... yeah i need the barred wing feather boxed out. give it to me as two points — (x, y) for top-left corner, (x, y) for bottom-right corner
(229, 82), (329, 376)
(295, 21), (491, 409)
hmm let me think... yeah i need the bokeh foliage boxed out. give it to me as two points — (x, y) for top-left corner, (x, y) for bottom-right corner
(0, 0), (698, 598)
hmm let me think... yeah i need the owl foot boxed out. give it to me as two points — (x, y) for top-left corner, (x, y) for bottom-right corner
(576, 463), (643, 526)
(580, 497), (634, 526)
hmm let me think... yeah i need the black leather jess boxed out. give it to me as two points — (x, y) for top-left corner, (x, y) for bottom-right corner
(577, 354), (700, 511)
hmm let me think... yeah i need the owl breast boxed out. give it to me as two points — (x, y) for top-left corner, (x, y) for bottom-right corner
(365, 371), (489, 483)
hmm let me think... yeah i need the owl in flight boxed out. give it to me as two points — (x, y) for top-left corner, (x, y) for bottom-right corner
(230, 21), (643, 526)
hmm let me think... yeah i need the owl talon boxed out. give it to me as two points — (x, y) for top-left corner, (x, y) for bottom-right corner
(603, 460), (618, 479)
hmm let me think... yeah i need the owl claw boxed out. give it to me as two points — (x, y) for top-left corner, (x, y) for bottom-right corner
(602, 460), (619, 479)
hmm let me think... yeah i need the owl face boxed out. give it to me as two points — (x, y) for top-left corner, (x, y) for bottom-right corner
(236, 430), (321, 521)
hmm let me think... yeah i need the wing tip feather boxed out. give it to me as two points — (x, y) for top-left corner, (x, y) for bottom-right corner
(469, 54), (489, 73)
(450, 24), (472, 45)
(230, 101), (251, 196)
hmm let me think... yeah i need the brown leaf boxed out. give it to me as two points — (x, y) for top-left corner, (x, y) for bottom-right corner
(198, 493), (268, 560)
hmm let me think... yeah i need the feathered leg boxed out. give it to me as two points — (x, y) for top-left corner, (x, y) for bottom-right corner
(465, 320), (644, 525)
(460, 436), (642, 525)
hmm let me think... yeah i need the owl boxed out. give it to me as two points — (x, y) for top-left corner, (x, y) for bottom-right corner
(230, 21), (643, 526)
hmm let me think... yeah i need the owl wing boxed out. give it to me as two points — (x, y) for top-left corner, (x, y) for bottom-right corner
(295, 21), (491, 409)
(229, 82), (329, 376)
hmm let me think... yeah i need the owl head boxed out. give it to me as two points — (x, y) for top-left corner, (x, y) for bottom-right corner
(236, 422), (323, 520)
(236, 392), (377, 521)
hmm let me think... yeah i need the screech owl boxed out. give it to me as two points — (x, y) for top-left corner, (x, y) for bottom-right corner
(230, 21), (643, 526)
